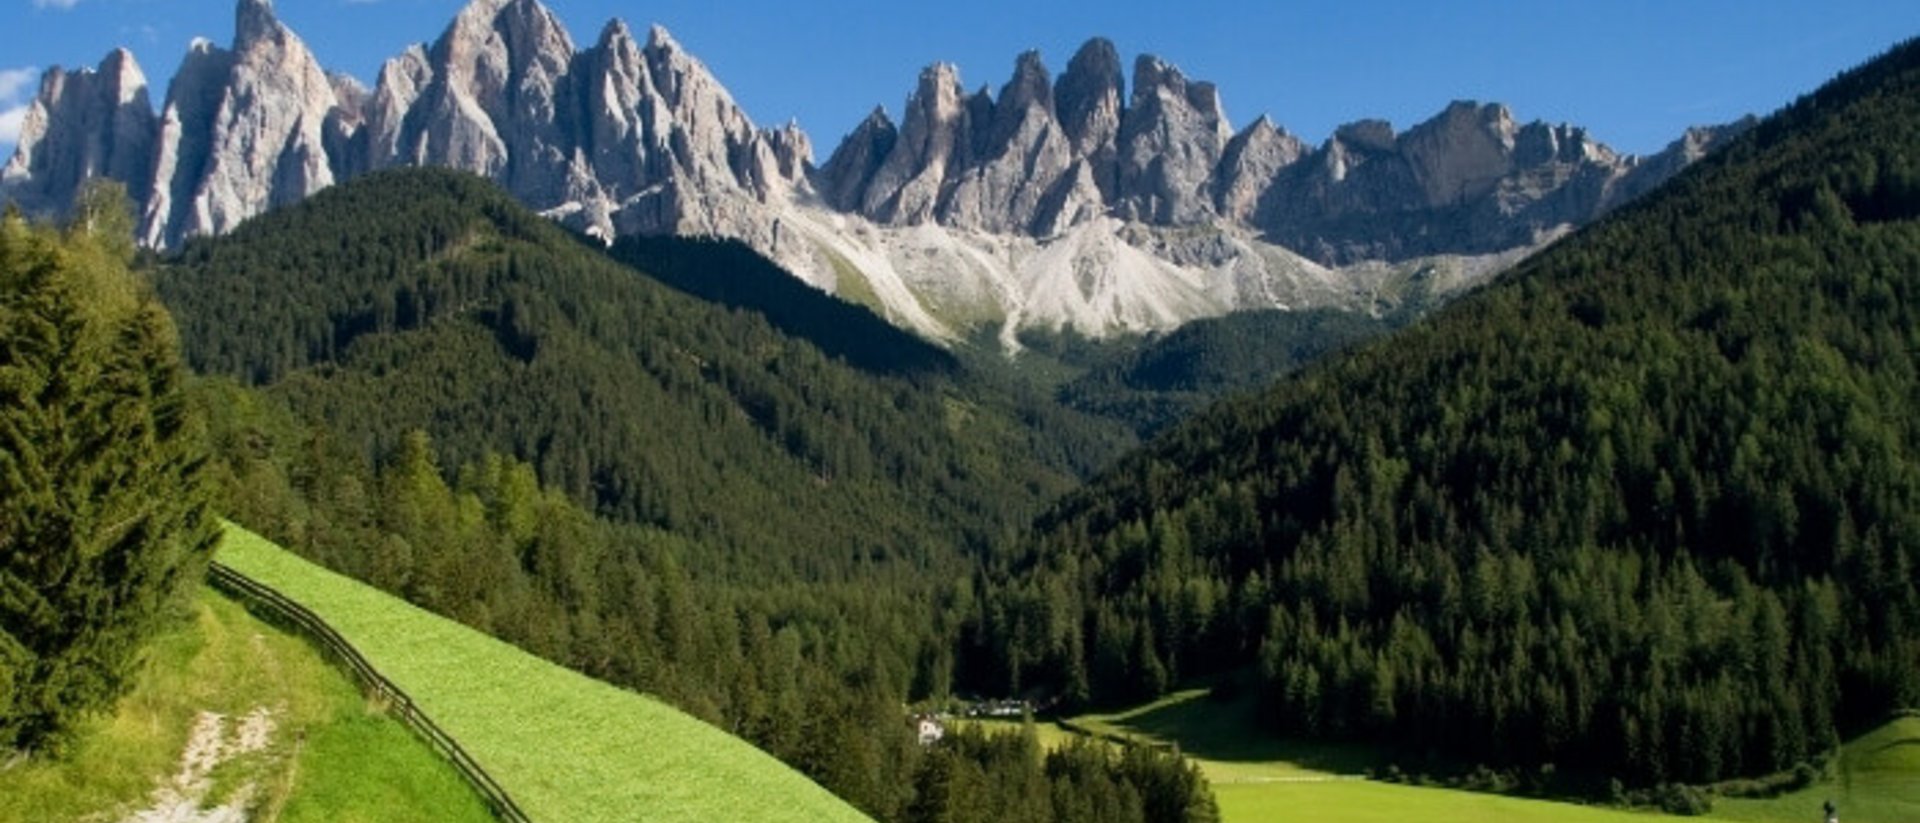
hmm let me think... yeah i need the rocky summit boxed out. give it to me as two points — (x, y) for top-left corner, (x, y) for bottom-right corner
(1, 0), (1749, 343)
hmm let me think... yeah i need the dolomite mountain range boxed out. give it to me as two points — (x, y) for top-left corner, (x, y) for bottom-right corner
(1, 0), (1751, 345)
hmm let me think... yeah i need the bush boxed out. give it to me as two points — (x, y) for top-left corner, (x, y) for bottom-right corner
(1656, 784), (1714, 816)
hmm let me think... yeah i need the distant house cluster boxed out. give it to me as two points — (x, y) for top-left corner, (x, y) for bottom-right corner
(963, 699), (1031, 718)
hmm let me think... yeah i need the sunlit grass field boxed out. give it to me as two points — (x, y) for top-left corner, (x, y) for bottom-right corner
(217, 524), (871, 823)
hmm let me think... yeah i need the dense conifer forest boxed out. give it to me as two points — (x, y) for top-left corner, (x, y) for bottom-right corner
(968, 38), (1920, 791)
(1060, 308), (1398, 437)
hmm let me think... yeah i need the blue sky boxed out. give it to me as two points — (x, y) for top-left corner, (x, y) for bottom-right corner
(3, 0), (1917, 160)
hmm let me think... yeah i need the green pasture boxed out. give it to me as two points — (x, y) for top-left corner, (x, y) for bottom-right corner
(216, 524), (870, 823)
(1028, 688), (1913, 823)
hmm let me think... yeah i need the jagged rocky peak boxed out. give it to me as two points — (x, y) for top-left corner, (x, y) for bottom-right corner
(140, 0), (341, 247)
(0, 47), (157, 213)
(1254, 98), (1736, 265)
(1513, 120), (1603, 167)
(1000, 51), (1054, 114)
(234, 0), (281, 48)
(1215, 115), (1304, 222)
(1056, 37), (1124, 157)
(817, 106), (899, 211)
(639, 22), (740, 116)
(361, 45), (432, 171)
(1129, 53), (1227, 123)
(940, 49), (1083, 234)
(3, 4), (1745, 339)
(856, 62), (973, 223)
(402, 0), (576, 194)
(1114, 52), (1232, 224)
(819, 38), (1248, 232)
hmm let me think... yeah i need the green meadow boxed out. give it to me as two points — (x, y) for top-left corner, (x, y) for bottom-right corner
(216, 524), (871, 823)
(989, 688), (1914, 823)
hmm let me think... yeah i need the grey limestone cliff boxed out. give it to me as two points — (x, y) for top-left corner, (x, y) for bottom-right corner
(4, 0), (807, 249)
(1, 48), (156, 218)
(814, 41), (1749, 266)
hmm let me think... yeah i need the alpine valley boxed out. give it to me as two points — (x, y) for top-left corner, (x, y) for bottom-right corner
(5, 2), (1919, 823)
(1, 0), (1750, 346)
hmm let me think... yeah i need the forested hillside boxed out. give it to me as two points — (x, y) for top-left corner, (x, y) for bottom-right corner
(607, 234), (960, 379)
(971, 38), (1920, 790)
(157, 169), (1127, 581)
(149, 169), (1213, 821)
(1061, 308), (1398, 436)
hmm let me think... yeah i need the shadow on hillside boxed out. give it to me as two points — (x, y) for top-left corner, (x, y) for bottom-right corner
(1084, 688), (1386, 776)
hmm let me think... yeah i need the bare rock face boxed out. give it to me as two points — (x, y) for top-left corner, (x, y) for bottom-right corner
(1615, 117), (1757, 201)
(1113, 55), (1232, 224)
(140, 0), (341, 248)
(1214, 116), (1303, 223)
(1399, 101), (1519, 207)
(812, 43), (1743, 272)
(859, 63), (973, 224)
(818, 107), (897, 211)
(941, 51), (1077, 234)
(566, 21), (814, 236)
(364, 3), (810, 238)
(1054, 38), (1124, 199)
(817, 40), (1246, 233)
(1, 48), (156, 215)
(1256, 102), (1753, 264)
(6, 0), (812, 249)
(388, 0), (574, 195)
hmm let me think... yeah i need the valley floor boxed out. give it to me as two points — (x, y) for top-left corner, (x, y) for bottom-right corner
(974, 690), (1918, 823)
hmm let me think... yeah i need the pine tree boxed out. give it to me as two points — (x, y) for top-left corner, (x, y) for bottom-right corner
(0, 201), (216, 754)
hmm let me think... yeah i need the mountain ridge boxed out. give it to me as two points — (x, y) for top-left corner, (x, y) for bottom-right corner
(2, 0), (1746, 342)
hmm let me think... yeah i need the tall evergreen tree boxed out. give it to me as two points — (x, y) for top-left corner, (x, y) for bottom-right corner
(0, 192), (216, 753)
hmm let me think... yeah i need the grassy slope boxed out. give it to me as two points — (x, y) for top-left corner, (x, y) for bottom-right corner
(0, 589), (492, 823)
(216, 524), (871, 823)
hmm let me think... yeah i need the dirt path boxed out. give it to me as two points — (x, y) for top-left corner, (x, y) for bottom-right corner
(120, 706), (278, 823)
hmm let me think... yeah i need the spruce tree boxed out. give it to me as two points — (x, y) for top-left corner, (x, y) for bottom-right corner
(0, 193), (216, 754)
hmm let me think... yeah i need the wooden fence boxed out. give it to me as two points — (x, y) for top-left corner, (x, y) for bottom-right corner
(207, 561), (534, 823)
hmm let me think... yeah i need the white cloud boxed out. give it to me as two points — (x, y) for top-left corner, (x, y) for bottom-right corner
(0, 104), (27, 144)
(32, 0), (81, 9)
(0, 68), (38, 103)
